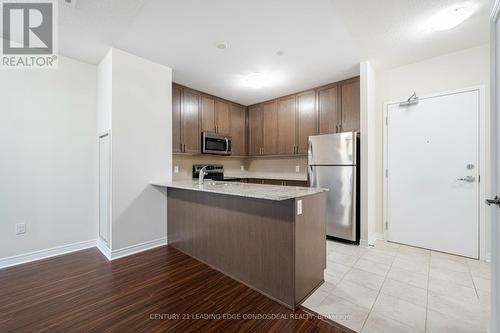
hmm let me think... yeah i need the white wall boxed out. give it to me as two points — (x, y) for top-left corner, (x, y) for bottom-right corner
(97, 51), (112, 134)
(360, 61), (378, 245)
(108, 49), (172, 250)
(0, 56), (98, 259)
(374, 44), (491, 256)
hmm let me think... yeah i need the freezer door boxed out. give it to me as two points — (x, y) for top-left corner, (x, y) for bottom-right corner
(309, 165), (356, 241)
(308, 132), (356, 166)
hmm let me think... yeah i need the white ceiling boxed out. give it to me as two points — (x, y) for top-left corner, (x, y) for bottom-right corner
(59, 0), (489, 105)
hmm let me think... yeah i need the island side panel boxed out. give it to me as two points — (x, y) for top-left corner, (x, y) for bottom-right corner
(294, 192), (327, 304)
(167, 188), (295, 307)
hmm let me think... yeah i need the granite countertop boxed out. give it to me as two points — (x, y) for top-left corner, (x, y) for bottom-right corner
(151, 180), (327, 201)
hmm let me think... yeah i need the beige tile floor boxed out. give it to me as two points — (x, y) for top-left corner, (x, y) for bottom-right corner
(302, 240), (491, 333)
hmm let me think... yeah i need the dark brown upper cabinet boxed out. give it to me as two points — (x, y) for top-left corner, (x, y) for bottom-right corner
(200, 96), (231, 135)
(317, 77), (360, 134)
(181, 88), (201, 154)
(318, 83), (340, 135)
(277, 95), (296, 155)
(200, 95), (216, 133)
(248, 104), (264, 156)
(215, 99), (231, 135)
(172, 84), (200, 154)
(262, 100), (278, 155)
(339, 77), (360, 132)
(296, 90), (317, 154)
(172, 84), (182, 153)
(229, 104), (247, 156)
(173, 76), (358, 157)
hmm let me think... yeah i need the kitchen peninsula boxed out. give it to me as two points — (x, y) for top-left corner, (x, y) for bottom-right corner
(152, 181), (327, 309)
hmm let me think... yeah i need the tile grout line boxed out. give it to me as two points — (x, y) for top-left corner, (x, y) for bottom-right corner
(424, 253), (431, 333)
(359, 243), (398, 332)
(467, 260), (481, 299)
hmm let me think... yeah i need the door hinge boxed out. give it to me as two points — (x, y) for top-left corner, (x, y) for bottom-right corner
(385, 221), (389, 230)
(385, 116), (388, 126)
(385, 169), (388, 178)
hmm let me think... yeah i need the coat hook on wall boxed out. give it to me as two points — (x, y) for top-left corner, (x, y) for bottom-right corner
(399, 92), (419, 106)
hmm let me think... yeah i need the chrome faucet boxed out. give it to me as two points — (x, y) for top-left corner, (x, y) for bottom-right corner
(198, 166), (208, 185)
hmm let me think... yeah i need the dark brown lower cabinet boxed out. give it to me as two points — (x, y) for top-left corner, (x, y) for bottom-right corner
(244, 178), (308, 187)
(167, 187), (326, 309)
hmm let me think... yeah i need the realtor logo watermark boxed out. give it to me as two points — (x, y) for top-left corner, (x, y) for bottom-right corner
(1, 0), (58, 69)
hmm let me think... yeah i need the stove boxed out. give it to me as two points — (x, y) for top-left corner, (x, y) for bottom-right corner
(192, 164), (242, 182)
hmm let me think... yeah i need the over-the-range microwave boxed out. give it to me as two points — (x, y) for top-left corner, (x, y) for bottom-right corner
(202, 132), (232, 155)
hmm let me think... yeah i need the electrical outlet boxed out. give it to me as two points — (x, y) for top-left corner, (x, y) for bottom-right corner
(15, 223), (26, 235)
(295, 165), (300, 173)
(240, 165), (245, 171)
(297, 200), (302, 215)
(174, 165), (179, 173)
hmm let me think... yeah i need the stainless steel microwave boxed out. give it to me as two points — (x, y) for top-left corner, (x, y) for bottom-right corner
(202, 132), (232, 155)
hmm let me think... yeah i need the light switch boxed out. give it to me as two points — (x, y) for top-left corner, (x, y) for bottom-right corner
(295, 165), (300, 173)
(240, 165), (245, 171)
(297, 200), (302, 215)
(174, 165), (179, 173)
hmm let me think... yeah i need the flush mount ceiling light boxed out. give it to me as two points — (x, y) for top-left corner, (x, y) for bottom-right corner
(216, 42), (228, 50)
(243, 73), (271, 89)
(429, 6), (472, 31)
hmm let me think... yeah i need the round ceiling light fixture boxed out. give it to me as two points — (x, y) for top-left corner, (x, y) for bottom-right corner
(428, 6), (473, 31)
(216, 42), (228, 50)
(243, 73), (271, 89)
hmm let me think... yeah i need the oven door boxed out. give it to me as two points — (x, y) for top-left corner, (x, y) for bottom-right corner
(202, 132), (232, 155)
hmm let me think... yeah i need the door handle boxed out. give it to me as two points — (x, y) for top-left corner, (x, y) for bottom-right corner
(486, 196), (500, 207)
(457, 176), (476, 183)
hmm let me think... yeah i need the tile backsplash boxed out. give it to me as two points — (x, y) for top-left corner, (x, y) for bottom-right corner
(172, 155), (307, 181)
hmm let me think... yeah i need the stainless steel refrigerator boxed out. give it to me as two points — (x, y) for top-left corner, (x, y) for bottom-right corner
(308, 132), (360, 243)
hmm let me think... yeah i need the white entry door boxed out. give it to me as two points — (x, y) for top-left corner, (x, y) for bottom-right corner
(386, 89), (480, 258)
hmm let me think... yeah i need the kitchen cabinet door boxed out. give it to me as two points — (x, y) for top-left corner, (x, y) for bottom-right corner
(263, 179), (285, 185)
(201, 95), (215, 133)
(277, 96), (296, 155)
(262, 100), (278, 155)
(318, 84), (339, 134)
(215, 99), (231, 135)
(172, 84), (182, 153)
(247, 178), (265, 184)
(340, 77), (360, 132)
(296, 90), (317, 154)
(248, 105), (264, 156)
(230, 104), (246, 156)
(285, 180), (308, 187)
(182, 89), (201, 154)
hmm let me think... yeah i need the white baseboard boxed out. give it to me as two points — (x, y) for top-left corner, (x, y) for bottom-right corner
(100, 237), (168, 261)
(0, 239), (97, 269)
(359, 239), (370, 247)
(362, 233), (384, 247)
(96, 238), (112, 260)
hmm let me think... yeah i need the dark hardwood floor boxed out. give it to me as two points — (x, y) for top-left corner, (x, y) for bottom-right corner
(0, 246), (349, 332)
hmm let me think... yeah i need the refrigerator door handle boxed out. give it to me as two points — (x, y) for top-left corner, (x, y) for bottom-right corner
(308, 165), (314, 187)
